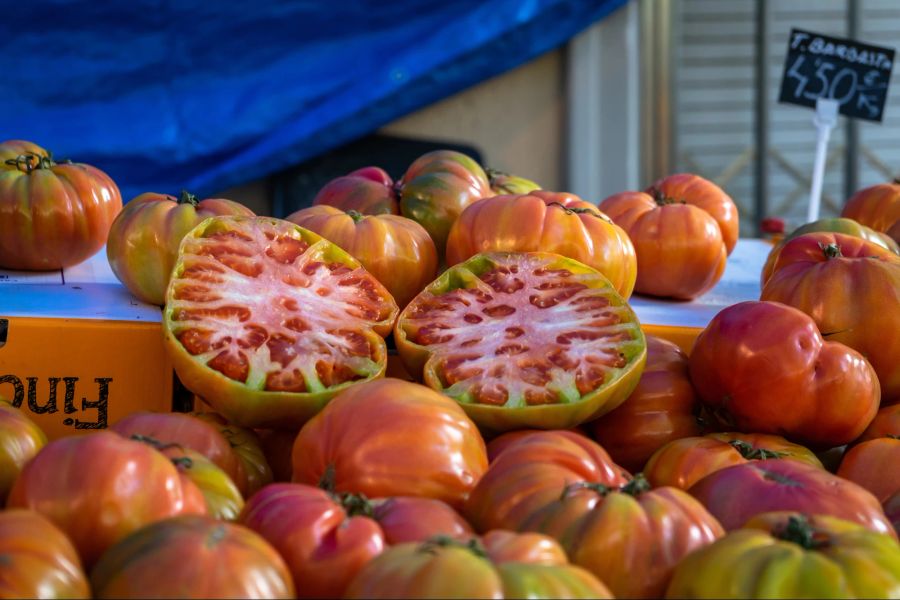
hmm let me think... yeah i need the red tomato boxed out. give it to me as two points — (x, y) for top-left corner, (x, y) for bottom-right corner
(643, 432), (823, 490)
(162, 216), (398, 429)
(841, 181), (900, 234)
(760, 232), (900, 404)
(0, 400), (46, 504)
(239, 483), (473, 598)
(312, 166), (399, 215)
(598, 173), (739, 299)
(858, 404), (900, 441)
(107, 191), (254, 305)
(0, 140), (122, 270)
(286, 205), (438, 308)
(688, 301), (879, 447)
(395, 252), (647, 432)
(159, 446), (245, 521)
(292, 378), (488, 508)
(6, 432), (207, 567)
(0, 509), (89, 599)
(89, 515), (294, 599)
(588, 335), (704, 472)
(688, 459), (895, 538)
(837, 437), (900, 503)
(445, 191), (637, 298)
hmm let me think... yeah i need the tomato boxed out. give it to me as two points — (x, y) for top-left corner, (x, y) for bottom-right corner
(760, 216), (900, 286)
(159, 446), (244, 521)
(486, 168), (541, 195)
(598, 173), (738, 299)
(106, 191), (254, 305)
(90, 515), (294, 599)
(344, 533), (613, 599)
(643, 432), (823, 490)
(841, 181), (900, 234)
(255, 427), (297, 482)
(858, 404), (900, 441)
(395, 252), (647, 432)
(0, 400), (46, 504)
(286, 205), (438, 308)
(588, 335), (704, 472)
(886, 490), (900, 536)
(666, 511), (900, 599)
(292, 378), (487, 508)
(760, 232), (900, 404)
(0, 509), (89, 599)
(398, 150), (492, 253)
(0, 140), (122, 270)
(889, 218), (900, 244)
(445, 192), (638, 298)
(162, 216), (398, 429)
(687, 459), (895, 538)
(837, 437), (900, 504)
(239, 483), (473, 598)
(191, 411), (274, 497)
(312, 166), (399, 215)
(688, 301), (879, 447)
(6, 432), (207, 567)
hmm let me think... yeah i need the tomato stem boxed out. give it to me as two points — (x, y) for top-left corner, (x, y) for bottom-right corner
(728, 439), (787, 460)
(418, 535), (488, 559)
(339, 492), (374, 518)
(819, 242), (843, 259)
(347, 209), (366, 223)
(772, 515), (829, 550)
(179, 190), (200, 207)
(546, 201), (607, 219)
(619, 473), (651, 497)
(649, 187), (685, 206)
(318, 464), (337, 494)
(4, 152), (54, 173)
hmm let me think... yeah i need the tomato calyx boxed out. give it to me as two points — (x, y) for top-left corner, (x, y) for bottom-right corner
(819, 242), (843, 260)
(346, 209), (366, 224)
(316, 463), (375, 516)
(4, 151), (55, 173)
(772, 515), (830, 550)
(649, 187), (686, 207)
(418, 535), (488, 559)
(128, 434), (195, 469)
(546, 201), (606, 219)
(728, 439), (787, 461)
(561, 474), (651, 500)
(178, 190), (200, 207)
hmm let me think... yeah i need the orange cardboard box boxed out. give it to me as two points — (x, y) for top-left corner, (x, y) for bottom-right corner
(0, 248), (172, 439)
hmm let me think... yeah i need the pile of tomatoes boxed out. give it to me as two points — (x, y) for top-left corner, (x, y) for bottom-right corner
(1, 139), (899, 599)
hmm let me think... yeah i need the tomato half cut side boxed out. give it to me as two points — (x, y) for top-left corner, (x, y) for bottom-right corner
(395, 252), (646, 431)
(164, 216), (398, 429)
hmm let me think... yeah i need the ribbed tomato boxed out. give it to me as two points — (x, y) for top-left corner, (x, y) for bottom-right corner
(838, 437), (900, 504)
(445, 191), (637, 298)
(395, 252), (646, 432)
(159, 446), (244, 521)
(599, 173), (738, 299)
(398, 150), (492, 253)
(0, 400), (46, 504)
(239, 483), (473, 598)
(588, 335), (704, 472)
(312, 166), (399, 215)
(486, 168), (541, 195)
(842, 181), (900, 234)
(688, 460), (895, 538)
(191, 411), (273, 497)
(162, 216), (398, 429)
(7, 432), (207, 568)
(688, 301), (879, 447)
(90, 515), (294, 599)
(286, 205), (438, 308)
(643, 432), (822, 490)
(0, 139), (122, 270)
(761, 232), (900, 404)
(107, 191), (254, 305)
(0, 509), (90, 599)
(344, 533), (613, 599)
(291, 378), (488, 508)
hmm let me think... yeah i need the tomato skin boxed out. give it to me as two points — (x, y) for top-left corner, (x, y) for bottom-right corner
(239, 483), (473, 598)
(291, 378), (488, 508)
(688, 301), (879, 447)
(643, 432), (823, 490)
(286, 205), (438, 308)
(837, 438), (900, 504)
(191, 411), (274, 497)
(90, 515), (294, 599)
(842, 181), (900, 234)
(6, 432), (207, 568)
(313, 166), (399, 215)
(666, 511), (900, 599)
(651, 173), (740, 253)
(107, 191), (254, 305)
(588, 335), (703, 472)
(486, 169), (541, 195)
(445, 191), (637, 298)
(0, 140), (122, 270)
(255, 427), (297, 482)
(0, 509), (90, 599)
(761, 232), (900, 404)
(688, 460), (896, 538)
(0, 401), (46, 504)
(399, 150), (492, 253)
(858, 404), (900, 441)
(161, 446), (245, 521)
(886, 490), (900, 536)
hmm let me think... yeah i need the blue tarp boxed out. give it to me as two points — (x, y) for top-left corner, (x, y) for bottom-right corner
(1, 0), (625, 201)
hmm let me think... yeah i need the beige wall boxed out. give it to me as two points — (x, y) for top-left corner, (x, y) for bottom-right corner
(215, 49), (567, 214)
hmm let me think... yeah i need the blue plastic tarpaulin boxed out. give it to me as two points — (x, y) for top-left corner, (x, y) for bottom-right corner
(1, 0), (625, 201)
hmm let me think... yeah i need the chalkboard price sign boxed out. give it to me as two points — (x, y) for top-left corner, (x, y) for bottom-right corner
(778, 28), (895, 122)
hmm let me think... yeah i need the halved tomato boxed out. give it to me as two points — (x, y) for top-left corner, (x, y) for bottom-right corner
(162, 216), (398, 429)
(395, 252), (647, 431)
